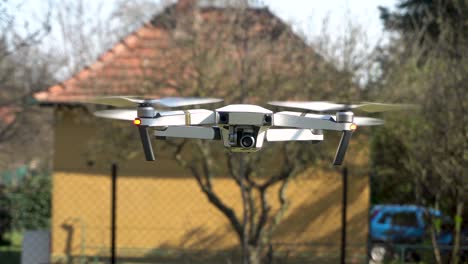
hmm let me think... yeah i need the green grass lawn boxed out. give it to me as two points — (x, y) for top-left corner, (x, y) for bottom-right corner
(0, 231), (23, 264)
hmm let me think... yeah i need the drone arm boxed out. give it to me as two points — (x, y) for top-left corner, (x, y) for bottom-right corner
(272, 112), (350, 131)
(140, 110), (217, 127)
(273, 112), (356, 165)
(266, 129), (324, 142)
(154, 126), (221, 140)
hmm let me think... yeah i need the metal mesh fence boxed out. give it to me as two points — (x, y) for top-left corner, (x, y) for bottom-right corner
(54, 243), (368, 264)
(0, 163), (465, 264)
(3, 165), (465, 264)
(43, 163), (371, 264)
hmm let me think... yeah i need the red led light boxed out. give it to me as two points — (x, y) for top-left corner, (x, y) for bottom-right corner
(133, 118), (141, 126)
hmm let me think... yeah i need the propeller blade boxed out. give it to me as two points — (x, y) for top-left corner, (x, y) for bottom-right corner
(154, 97), (223, 107)
(352, 103), (417, 113)
(269, 101), (345, 112)
(84, 96), (138, 107)
(353, 116), (384, 126)
(269, 101), (416, 113)
(94, 109), (137, 120)
(83, 96), (223, 108)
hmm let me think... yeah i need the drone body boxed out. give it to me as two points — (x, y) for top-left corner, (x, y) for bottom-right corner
(215, 104), (271, 152)
(88, 97), (410, 165)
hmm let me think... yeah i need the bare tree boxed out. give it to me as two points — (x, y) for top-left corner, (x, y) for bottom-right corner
(50, 0), (167, 79)
(128, 2), (357, 263)
(0, 1), (54, 170)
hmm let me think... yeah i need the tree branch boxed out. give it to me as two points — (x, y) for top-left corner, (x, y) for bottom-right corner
(173, 141), (243, 239)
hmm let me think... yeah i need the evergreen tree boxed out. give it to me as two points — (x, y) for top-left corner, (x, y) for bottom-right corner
(379, 0), (467, 54)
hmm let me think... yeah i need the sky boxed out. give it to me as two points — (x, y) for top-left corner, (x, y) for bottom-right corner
(4, 0), (398, 80)
(8, 0), (398, 43)
(264, 0), (397, 43)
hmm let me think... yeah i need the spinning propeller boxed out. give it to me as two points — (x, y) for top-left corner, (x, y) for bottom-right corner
(268, 101), (416, 113)
(269, 101), (416, 126)
(94, 109), (137, 121)
(85, 96), (223, 108)
(87, 96), (223, 120)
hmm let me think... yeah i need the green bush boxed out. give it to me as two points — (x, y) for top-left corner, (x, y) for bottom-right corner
(6, 175), (51, 230)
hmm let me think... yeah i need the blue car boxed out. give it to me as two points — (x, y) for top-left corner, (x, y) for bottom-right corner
(369, 204), (448, 262)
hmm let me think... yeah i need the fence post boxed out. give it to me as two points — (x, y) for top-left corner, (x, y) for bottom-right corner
(341, 166), (348, 264)
(111, 163), (117, 264)
(400, 245), (405, 262)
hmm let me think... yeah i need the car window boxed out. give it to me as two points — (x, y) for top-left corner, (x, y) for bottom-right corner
(393, 212), (419, 227)
(377, 213), (392, 224)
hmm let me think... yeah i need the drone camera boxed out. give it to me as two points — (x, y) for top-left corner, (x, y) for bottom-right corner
(233, 127), (256, 148)
(222, 125), (261, 152)
(240, 135), (256, 148)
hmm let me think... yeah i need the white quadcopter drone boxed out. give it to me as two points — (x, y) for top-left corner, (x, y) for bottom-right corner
(86, 96), (409, 165)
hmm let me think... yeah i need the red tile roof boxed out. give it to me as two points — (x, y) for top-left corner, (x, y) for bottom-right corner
(35, 1), (311, 104)
(34, 21), (177, 103)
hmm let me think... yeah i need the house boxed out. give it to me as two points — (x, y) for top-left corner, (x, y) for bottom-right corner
(35, 0), (371, 262)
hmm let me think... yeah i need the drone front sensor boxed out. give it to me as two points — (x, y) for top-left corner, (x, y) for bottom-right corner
(85, 96), (411, 165)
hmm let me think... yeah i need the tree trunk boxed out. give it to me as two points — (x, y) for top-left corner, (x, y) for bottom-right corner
(236, 242), (272, 264)
(431, 196), (442, 264)
(450, 200), (464, 264)
(430, 224), (443, 264)
(247, 245), (262, 264)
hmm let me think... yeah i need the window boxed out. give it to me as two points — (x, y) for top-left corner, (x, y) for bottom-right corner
(393, 212), (419, 227)
(378, 213), (392, 224)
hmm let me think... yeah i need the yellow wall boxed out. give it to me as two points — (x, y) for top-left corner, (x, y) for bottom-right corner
(51, 107), (370, 261)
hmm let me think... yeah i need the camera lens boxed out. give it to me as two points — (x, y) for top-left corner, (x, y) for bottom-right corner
(240, 135), (255, 148)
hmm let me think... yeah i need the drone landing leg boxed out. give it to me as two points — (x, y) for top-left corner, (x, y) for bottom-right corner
(333, 131), (353, 166)
(138, 126), (155, 161)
